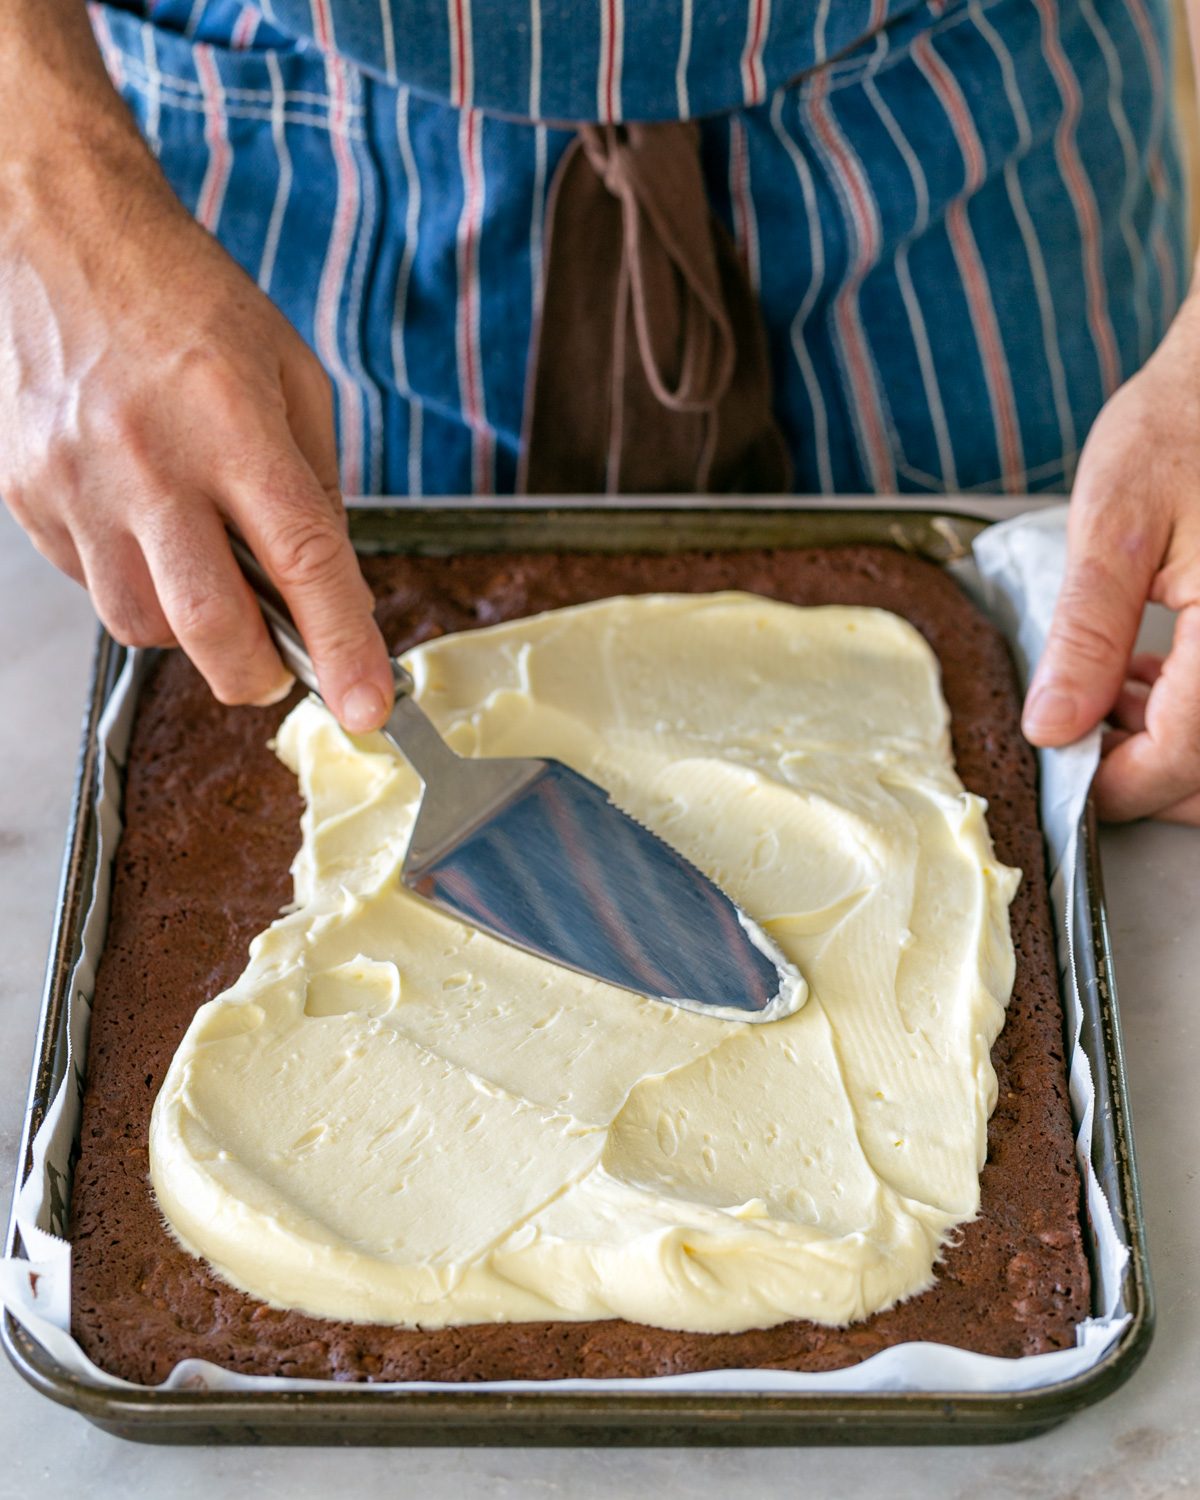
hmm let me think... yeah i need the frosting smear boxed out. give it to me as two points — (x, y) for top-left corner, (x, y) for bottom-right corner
(149, 593), (1020, 1333)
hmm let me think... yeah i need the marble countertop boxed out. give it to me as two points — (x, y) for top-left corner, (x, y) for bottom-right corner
(1, 506), (1196, 1500)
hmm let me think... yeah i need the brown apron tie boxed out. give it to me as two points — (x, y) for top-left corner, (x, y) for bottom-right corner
(519, 122), (792, 495)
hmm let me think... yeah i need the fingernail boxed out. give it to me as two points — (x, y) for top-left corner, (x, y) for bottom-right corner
(1023, 683), (1077, 736)
(341, 681), (387, 733)
(250, 670), (296, 708)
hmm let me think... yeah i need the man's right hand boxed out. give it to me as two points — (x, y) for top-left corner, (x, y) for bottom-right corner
(0, 0), (393, 733)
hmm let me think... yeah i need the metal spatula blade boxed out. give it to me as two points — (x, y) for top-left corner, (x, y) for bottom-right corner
(394, 692), (802, 1017)
(233, 537), (803, 1021)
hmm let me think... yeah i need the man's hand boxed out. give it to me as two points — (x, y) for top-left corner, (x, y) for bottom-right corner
(1022, 283), (1200, 824)
(0, 0), (393, 733)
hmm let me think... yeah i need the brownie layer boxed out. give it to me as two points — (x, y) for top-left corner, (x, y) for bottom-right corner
(70, 545), (1090, 1384)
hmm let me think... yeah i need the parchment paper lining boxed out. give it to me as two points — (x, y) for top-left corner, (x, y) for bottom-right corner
(0, 504), (1131, 1394)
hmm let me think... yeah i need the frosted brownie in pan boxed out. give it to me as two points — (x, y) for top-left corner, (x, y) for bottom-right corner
(70, 544), (1089, 1384)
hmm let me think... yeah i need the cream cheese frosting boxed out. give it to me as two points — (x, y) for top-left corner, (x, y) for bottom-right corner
(148, 593), (1020, 1334)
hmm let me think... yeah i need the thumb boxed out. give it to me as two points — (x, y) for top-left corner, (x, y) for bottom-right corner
(225, 442), (393, 735)
(280, 344), (343, 508)
(1022, 513), (1158, 748)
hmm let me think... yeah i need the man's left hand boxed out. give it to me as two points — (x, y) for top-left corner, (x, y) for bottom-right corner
(1023, 280), (1200, 824)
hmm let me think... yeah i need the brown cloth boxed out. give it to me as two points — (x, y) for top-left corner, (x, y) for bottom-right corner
(519, 123), (792, 495)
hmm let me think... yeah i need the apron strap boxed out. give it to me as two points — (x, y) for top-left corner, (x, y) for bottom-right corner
(519, 122), (792, 495)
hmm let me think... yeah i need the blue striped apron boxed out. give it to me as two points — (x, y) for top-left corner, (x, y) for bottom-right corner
(89, 0), (1187, 497)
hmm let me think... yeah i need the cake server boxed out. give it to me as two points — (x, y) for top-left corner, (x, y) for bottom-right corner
(232, 537), (804, 1022)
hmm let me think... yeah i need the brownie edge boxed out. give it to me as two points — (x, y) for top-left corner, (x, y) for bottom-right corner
(69, 544), (1090, 1385)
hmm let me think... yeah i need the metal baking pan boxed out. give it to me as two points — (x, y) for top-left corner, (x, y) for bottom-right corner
(2, 502), (1154, 1444)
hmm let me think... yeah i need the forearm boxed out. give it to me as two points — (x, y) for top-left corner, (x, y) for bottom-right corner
(0, 0), (138, 149)
(1186, 0), (1200, 104)
(0, 0), (182, 255)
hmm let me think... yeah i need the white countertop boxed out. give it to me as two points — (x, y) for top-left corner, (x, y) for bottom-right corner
(1, 505), (1196, 1499)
